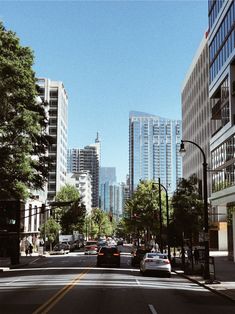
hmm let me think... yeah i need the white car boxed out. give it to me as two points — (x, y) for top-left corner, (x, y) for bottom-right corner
(140, 252), (171, 277)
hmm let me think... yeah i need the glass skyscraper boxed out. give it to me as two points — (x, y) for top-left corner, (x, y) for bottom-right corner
(129, 111), (182, 195)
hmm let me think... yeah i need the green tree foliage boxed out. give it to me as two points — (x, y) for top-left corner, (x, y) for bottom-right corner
(85, 208), (113, 239)
(123, 180), (166, 242)
(171, 174), (204, 244)
(40, 217), (60, 251)
(54, 184), (86, 234)
(0, 22), (53, 200)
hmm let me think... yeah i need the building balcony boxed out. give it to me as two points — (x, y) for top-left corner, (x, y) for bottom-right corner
(211, 99), (221, 120)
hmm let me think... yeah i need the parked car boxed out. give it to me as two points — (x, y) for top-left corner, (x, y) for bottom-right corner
(131, 248), (150, 267)
(50, 243), (70, 255)
(70, 239), (84, 252)
(140, 252), (171, 277)
(97, 246), (120, 267)
(84, 240), (98, 255)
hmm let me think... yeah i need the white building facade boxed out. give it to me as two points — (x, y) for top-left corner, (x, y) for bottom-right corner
(37, 78), (68, 201)
(66, 171), (92, 215)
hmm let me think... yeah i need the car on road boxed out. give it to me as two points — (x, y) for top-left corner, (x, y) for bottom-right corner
(70, 239), (84, 252)
(140, 252), (171, 277)
(50, 243), (70, 255)
(84, 240), (98, 255)
(96, 246), (120, 267)
(131, 248), (150, 267)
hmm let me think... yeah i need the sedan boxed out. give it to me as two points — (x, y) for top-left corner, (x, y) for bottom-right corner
(97, 246), (120, 267)
(140, 252), (171, 277)
(84, 240), (98, 255)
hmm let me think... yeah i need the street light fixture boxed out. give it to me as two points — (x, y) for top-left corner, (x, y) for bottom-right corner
(179, 140), (210, 280)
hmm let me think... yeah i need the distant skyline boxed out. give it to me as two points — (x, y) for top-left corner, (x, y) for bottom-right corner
(0, 0), (208, 182)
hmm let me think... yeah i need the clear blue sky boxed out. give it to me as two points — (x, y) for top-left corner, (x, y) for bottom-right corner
(0, 0), (208, 182)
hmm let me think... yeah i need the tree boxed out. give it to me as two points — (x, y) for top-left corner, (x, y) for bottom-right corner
(0, 22), (53, 200)
(85, 208), (113, 239)
(171, 174), (204, 267)
(54, 184), (86, 234)
(40, 217), (60, 251)
(123, 180), (166, 243)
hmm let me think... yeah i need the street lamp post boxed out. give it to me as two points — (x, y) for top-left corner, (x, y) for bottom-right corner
(158, 178), (163, 253)
(179, 140), (210, 280)
(153, 179), (170, 258)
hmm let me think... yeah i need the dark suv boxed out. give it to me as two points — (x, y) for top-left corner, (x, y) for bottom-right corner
(131, 248), (150, 267)
(97, 246), (120, 267)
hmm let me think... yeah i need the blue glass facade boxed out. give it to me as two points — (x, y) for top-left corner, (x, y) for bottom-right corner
(129, 111), (182, 195)
(209, 1), (235, 82)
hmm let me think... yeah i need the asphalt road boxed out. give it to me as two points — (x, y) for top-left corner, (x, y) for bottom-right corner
(0, 251), (234, 314)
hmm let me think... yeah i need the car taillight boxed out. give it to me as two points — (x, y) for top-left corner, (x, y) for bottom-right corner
(163, 260), (170, 264)
(145, 259), (154, 263)
(113, 253), (120, 256)
(98, 252), (104, 256)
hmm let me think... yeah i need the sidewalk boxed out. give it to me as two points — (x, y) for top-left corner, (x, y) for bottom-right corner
(175, 251), (235, 303)
(0, 252), (45, 271)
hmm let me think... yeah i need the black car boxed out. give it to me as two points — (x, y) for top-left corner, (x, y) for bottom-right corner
(131, 248), (150, 266)
(97, 246), (120, 267)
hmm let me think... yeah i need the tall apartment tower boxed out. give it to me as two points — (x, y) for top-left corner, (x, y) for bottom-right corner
(129, 111), (182, 195)
(181, 35), (218, 197)
(208, 0), (235, 260)
(37, 78), (68, 201)
(67, 136), (100, 208)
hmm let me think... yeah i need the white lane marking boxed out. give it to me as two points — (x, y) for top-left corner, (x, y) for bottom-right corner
(148, 304), (158, 314)
(135, 278), (141, 286)
(29, 257), (41, 265)
(5, 279), (19, 285)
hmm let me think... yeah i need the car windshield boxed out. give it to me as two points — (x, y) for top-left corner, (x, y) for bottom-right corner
(146, 253), (168, 259)
(86, 241), (97, 246)
(100, 247), (118, 253)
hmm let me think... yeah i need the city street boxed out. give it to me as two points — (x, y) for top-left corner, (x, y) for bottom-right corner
(0, 252), (234, 314)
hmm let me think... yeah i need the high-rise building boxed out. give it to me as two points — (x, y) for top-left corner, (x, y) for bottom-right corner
(66, 171), (92, 215)
(100, 167), (116, 184)
(100, 182), (123, 220)
(182, 34), (218, 197)
(129, 111), (182, 195)
(37, 78), (68, 201)
(208, 0), (235, 260)
(67, 136), (100, 208)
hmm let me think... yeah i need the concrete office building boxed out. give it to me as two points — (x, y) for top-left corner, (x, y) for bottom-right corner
(208, 0), (235, 261)
(181, 33), (224, 249)
(129, 111), (182, 195)
(37, 78), (68, 201)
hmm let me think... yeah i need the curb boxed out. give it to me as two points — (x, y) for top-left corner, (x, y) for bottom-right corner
(0, 255), (46, 272)
(174, 270), (235, 304)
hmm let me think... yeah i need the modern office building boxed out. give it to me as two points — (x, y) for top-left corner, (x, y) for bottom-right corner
(181, 33), (225, 249)
(208, 0), (235, 261)
(100, 182), (123, 220)
(182, 35), (212, 186)
(37, 78), (68, 201)
(67, 136), (100, 208)
(100, 167), (116, 184)
(129, 111), (182, 195)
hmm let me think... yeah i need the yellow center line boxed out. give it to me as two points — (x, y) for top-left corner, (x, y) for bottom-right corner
(32, 268), (90, 314)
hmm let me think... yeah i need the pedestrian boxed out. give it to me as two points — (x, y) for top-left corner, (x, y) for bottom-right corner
(29, 244), (33, 256)
(194, 247), (199, 264)
(25, 245), (29, 256)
